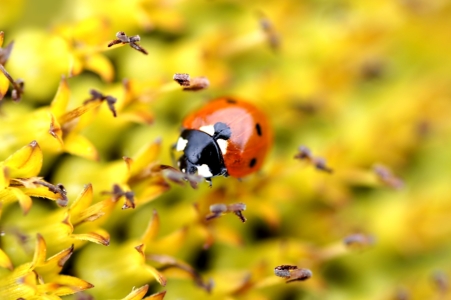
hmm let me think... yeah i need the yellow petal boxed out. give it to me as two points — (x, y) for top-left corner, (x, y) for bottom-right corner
(0, 264), (38, 299)
(143, 291), (167, 300)
(135, 244), (146, 261)
(121, 102), (154, 124)
(70, 17), (109, 46)
(71, 206), (105, 226)
(73, 197), (118, 227)
(41, 274), (94, 296)
(31, 234), (47, 268)
(63, 133), (98, 161)
(132, 177), (170, 206)
(71, 103), (102, 133)
(3, 141), (43, 178)
(129, 140), (161, 178)
(58, 214), (75, 242)
(151, 227), (188, 256)
(84, 53), (114, 82)
(147, 254), (212, 292)
(68, 184), (93, 218)
(0, 167), (9, 189)
(50, 76), (70, 119)
(71, 229), (110, 246)
(0, 248), (13, 270)
(35, 244), (74, 278)
(142, 264), (167, 287)
(133, 244), (166, 286)
(121, 284), (149, 300)
(69, 54), (83, 77)
(49, 114), (64, 148)
(59, 99), (102, 125)
(141, 210), (160, 245)
(0, 188), (18, 206)
(11, 187), (32, 215)
(0, 71), (9, 101)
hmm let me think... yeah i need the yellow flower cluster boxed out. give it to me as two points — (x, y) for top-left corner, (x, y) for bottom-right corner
(1, 1), (451, 299)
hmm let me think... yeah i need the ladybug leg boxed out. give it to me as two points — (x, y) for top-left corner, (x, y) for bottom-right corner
(220, 167), (229, 177)
(206, 177), (213, 187)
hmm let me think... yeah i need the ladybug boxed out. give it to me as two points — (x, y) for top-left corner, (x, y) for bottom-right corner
(175, 97), (272, 185)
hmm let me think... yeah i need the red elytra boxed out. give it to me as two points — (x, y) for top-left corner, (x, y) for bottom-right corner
(182, 97), (272, 178)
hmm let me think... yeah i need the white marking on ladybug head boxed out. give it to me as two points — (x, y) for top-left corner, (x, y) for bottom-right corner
(199, 125), (215, 136)
(216, 138), (228, 155)
(176, 137), (188, 151)
(196, 164), (213, 178)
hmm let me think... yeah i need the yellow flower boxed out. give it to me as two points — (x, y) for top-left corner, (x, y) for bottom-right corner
(0, 141), (67, 214)
(0, 183), (120, 265)
(73, 209), (200, 298)
(0, 234), (93, 299)
(54, 17), (115, 81)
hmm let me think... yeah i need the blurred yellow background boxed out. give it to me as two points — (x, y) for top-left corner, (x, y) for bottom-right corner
(1, 0), (451, 299)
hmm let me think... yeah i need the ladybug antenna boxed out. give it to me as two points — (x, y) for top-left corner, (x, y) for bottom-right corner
(213, 122), (231, 140)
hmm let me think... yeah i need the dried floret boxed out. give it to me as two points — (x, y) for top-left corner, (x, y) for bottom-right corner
(108, 31), (148, 55)
(0, 31), (24, 101)
(206, 202), (247, 222)
(294, 145), (333, 173)
(173, 73), (210, 91)
(343, 233), (376, 249)
(274, 265), (312, 283)
(373, 164), (404, 189)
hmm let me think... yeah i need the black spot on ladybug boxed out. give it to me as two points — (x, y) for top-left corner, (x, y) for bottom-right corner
(249, 158), (257, 168)
(255, 123), (262, 136)
(225, 98), (237, 104)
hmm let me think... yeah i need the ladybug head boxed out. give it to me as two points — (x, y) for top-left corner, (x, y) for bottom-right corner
(176, 122), (231, 184)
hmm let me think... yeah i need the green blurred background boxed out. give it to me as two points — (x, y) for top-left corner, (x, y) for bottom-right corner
(1, 0), (451, 299)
